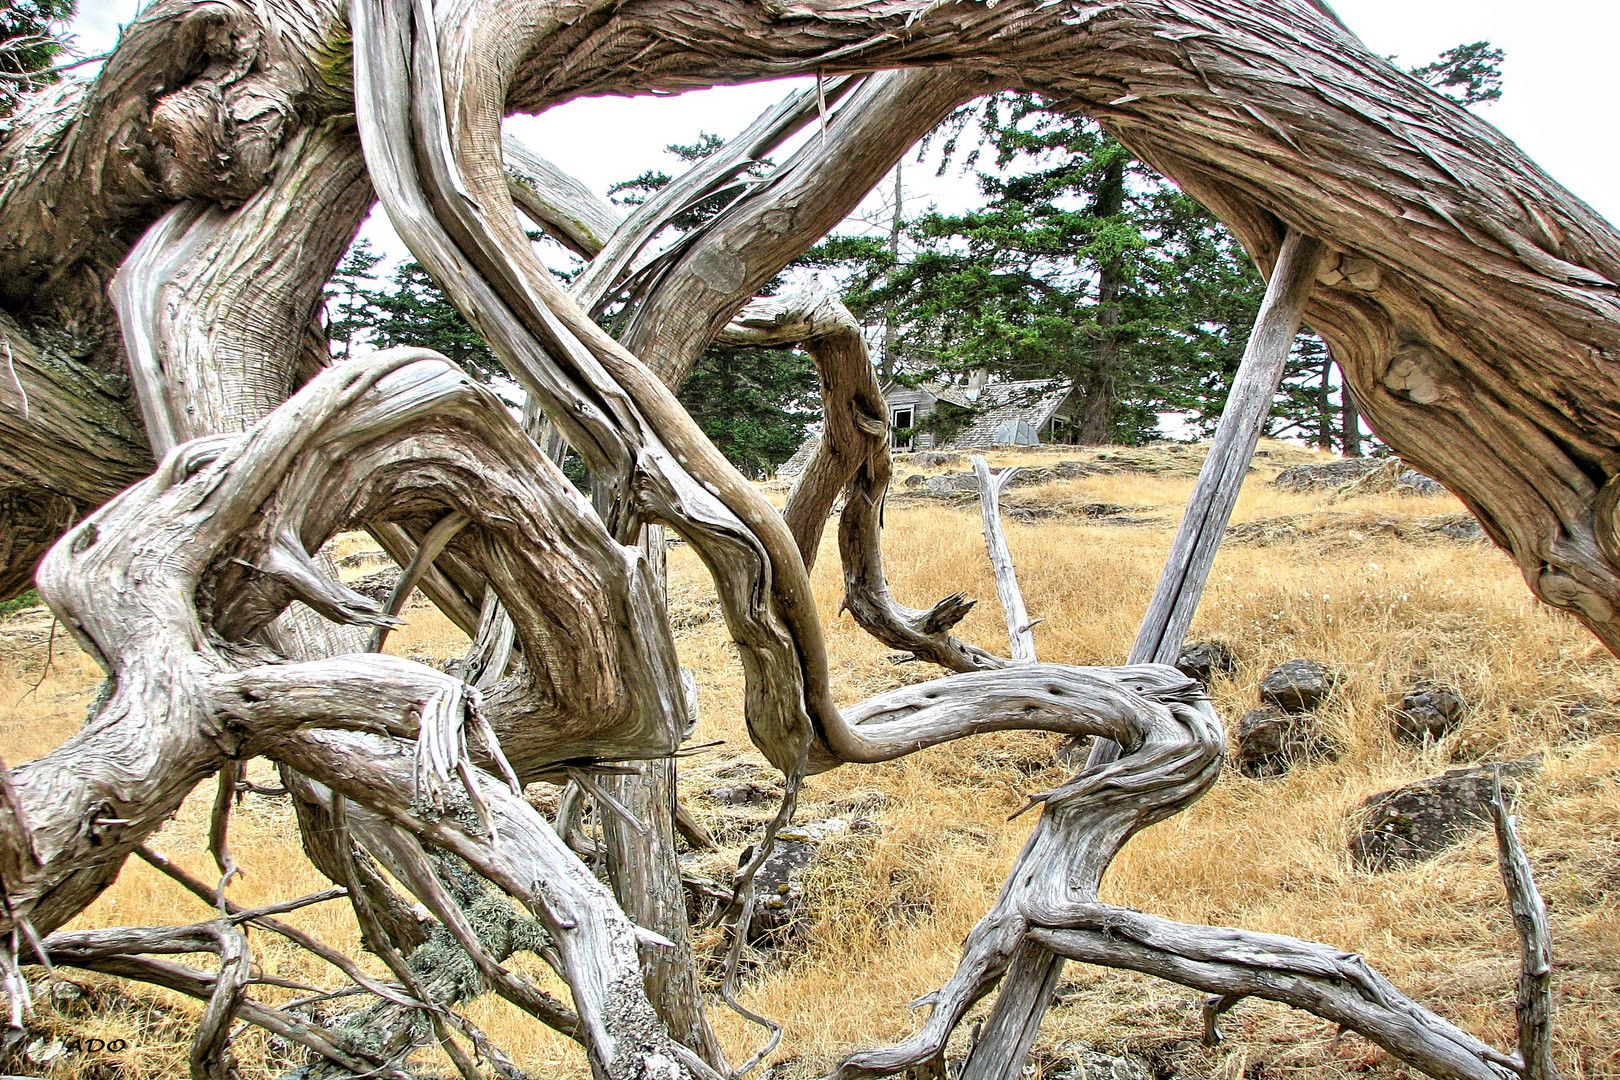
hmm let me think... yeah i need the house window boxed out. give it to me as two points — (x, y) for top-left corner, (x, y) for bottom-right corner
(890, 406), (915, 450)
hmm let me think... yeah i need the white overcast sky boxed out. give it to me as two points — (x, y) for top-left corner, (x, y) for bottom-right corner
(67, 0), (1620, 253)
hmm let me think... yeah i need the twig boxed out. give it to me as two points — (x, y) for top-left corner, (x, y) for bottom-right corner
(209, 762), (242, 905)
(719, 771), (803, 1078)
(135, 846), (419, 1011)
(330, 796), (484, 1080)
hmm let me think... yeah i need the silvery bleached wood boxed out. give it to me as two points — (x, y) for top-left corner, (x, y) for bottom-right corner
(1127, 228), (1327, 670)
(1490, 777), (1560, 1080)
(968, 230), (1325, 1080)
(727, 285), (1002, 670)
(0, 0), (1582, 1074)
(971, 456), (1038, 664)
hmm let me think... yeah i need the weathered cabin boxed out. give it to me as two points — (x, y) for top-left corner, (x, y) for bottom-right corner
(778, 376), (1081, 476)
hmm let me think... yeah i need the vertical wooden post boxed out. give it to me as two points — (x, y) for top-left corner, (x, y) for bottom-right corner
(961, 229), (1324, 1080)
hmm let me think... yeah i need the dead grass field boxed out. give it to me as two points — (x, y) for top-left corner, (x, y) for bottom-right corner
(0, 441), (1615, 1079)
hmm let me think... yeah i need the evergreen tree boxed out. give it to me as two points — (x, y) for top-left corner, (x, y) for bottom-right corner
(812, 41), (1504, 451)
(810, 94), (1266, 445)
(1, 0), (77, 117)
(325, 239), (384, 359)
(1410, 42), (1505, 106)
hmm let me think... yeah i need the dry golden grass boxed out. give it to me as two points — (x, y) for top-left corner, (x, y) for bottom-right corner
(0, 441), (1615, 1078)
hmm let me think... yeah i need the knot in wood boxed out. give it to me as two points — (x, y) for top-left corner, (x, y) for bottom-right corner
(1382, 345), (1448, 406)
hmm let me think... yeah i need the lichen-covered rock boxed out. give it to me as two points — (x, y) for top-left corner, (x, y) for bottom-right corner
(1259, 658), (1336, 712)
(1176, 641), (1236, 687)
(1232, 706), (1331, 777)
(924, 473), (979, 498)
(1047, 1043), (1155, 1080)
(1271, 458), (1441, 494)
(1351, 756), (1540, 870)
(1390, 684), (1465, 743)
(741, 819), (854, 942)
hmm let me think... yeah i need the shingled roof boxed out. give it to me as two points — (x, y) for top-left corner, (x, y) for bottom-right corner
(947, 380), (1074, 449)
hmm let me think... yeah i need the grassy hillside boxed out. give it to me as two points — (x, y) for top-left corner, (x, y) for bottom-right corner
(0, 442), (1614, 1079)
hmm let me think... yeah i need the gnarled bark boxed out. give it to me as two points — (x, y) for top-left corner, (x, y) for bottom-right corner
(0, 0), (1590, 1076)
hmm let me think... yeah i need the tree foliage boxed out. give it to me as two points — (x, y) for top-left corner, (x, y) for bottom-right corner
(810, 43), (1504, 450)
(0, 0), (77, 116)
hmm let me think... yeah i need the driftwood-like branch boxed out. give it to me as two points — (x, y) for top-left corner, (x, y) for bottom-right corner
(1128, 228), (1326, 668)
(502, 131), (622, 260)
(1490, 776), (1560, 1080)
(1027, 908), (1520, 1080)
(746, 285), (1002, 671)
(0, 0), (1593, 1075)
(971, 457), (1037, 664)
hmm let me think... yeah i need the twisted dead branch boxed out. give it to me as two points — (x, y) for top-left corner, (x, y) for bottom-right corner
(0, 0), (1591, 1075)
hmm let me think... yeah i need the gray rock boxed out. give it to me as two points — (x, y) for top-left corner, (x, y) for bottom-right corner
(924, 473), (979, 498)
(903, 473), (927, 488)
(741, 819), (852, 941)
(1176, 641), (1236, 687)
(1259, 659), (1336, 712)
(1232, 706), (1331, 778)
(1351, 756), (1540, 870)
(708, 779), (782, 806)
(1399, 469), (1446, 495)
(1433, 515), (1483, 541)
(348, 567), (401, 604)
(912, 451), (963, 468)
(1272, 458), (1441, 494)
(1047, 1043), (1155, 1080)
(1391, 684), (1466, 744)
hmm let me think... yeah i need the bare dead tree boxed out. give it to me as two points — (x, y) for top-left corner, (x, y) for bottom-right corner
(0, 0), (1593, 1076)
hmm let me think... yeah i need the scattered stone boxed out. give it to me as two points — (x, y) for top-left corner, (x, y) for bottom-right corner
(1259, 659), (1336, 712)
(924, 473), (979, 498)
(1232, 706), (1332, 778)
(1224, 511), (1483, 548)
(912, 451), (963, 468)
(903, 473), (927, 488)
(1351, 756), (1541, 870)
(708, 779), (782, 806)
(1398, 469), (1446, 495)
(1176, 641), (1236, 686)
(47, 979), (87, 1009)
(1390, 684), (1466, 744)
(1433, 515), (1483, 540)
(333, 547), (392, 569)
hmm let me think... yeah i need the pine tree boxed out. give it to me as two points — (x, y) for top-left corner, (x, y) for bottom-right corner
(1, 0), (78, 117)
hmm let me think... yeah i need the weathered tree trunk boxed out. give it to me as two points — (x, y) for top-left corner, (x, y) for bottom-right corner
(0, 0), (1592, 1076)
(1342, 365), (1365, 456)
(1074, 154), (1128, 446)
